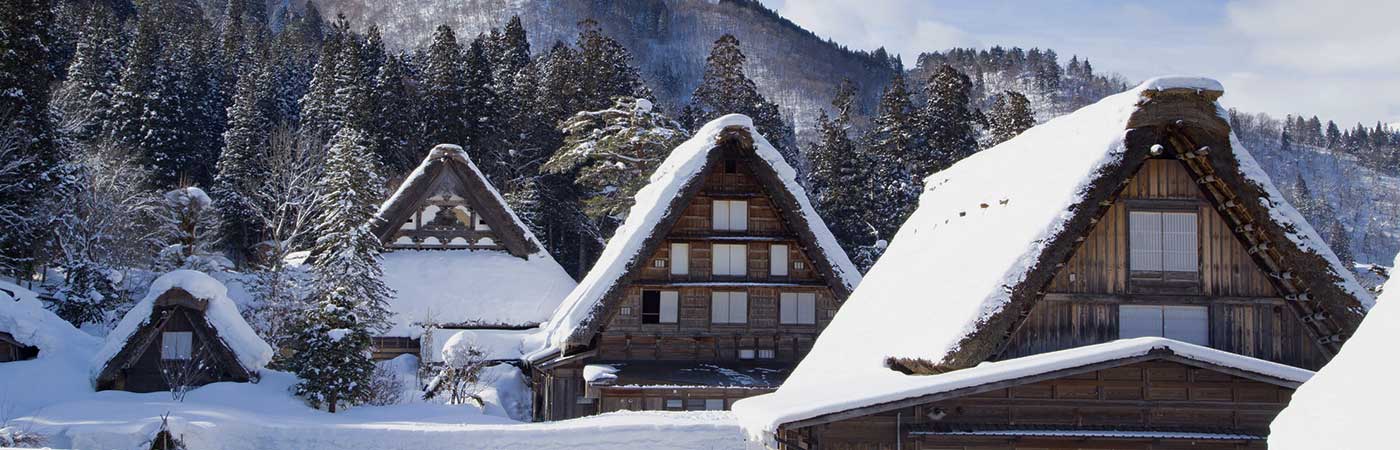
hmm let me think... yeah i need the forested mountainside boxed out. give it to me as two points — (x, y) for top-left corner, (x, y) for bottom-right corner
(293, 0), (902, 139)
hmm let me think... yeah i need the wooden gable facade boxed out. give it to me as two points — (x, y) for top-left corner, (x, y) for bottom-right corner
(372, 144), (538, 258)
(0, 331), (38, 363)
(757, 83), (1368, 450)
(95, 288), (257, 393)
(533, 126), (855, 421)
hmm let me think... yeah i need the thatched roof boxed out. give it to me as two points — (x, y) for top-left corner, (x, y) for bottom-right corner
(526, 115), (861, 361)
(372, 144), (542, 258)
(730, 77), (1370, 438)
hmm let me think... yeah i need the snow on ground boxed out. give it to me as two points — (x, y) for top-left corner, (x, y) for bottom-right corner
(529, 114), (861, 360)
(92, 270), (273, 380)
(1269, 251), (1400, 449)
(0, 281), (102, 416)
(10, 370), (751, 450)
(380, 250), (576, 337)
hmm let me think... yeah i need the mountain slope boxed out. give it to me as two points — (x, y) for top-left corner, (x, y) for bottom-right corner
(296, 0), (900, 137)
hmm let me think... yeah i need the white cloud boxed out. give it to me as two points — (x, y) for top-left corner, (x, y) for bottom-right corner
(1225, 0), (1400, 74)
(763, 0), (977, 60)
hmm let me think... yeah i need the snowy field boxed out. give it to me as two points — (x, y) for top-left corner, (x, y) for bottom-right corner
(3, 369), (751, 450)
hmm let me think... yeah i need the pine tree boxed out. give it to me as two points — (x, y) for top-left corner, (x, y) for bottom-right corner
(463, 35), (504, 180)
(1327, 221), (1354, 269)
(420, 25), (468, 147)
(55, 6), (123, 143)
(807, 110), (870, 267)
(298, 21), (346, 141)
(491, 16), (531, 82)
(1325, 121), (1342, 149)
(861, 73), (920, 237)
(291, 127), (391, 413)
(574, 20), (651, 111)
(984, 90), (1035, 147)
(370, 54), (422, 175)
(918, 64), (981, 179)
(0, 0), (70, 272)
(545, 97), (686, 230)
(214, 47), (274, 256)
(681, 34), (798, 172)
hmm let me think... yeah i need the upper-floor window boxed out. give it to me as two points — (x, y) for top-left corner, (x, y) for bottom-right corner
(642, 290), (679, 324)
(770, 244), (789, 276)
(1130, 211), (1198, 277)
(670, 243), (689, 275)
(1119, 304), (1208, 346)
(713, 244), (748, 276)
(161, 331), (193, 360)
(712, 200), (748, 231)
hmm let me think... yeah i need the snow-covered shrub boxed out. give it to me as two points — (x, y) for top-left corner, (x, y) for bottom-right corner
(365, 363), (405, 406)
(423, 334), (490, 405)
(152, 186), (230, 273)
(0, 426), (46, 448)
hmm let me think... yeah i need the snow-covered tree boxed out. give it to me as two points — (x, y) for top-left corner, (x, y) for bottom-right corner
(54, 6), (123, 143)
(0, 0), (65, 272)
(861, 73), (920, 242)
(463, 35), (505, 181)
(369, 54), (421, 175)
(681, 34), (798, 171)
(984, 90), (1035, 147)
(152, 186), (229, 272)
(290, 127), (392, 412)
(215, 47), (274, 258)
(574, 19), (651, 112)
(545, 97), (686, 230)
(918, 64), (981, 179)
(420, 25), (468, 147)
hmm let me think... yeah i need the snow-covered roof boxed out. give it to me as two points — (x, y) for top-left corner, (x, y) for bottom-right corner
(1270, 251), (1400, 449)
(380, 250), (576, 337)
(730, 76), (1368, 437)
(0, 280), (100, 355)
(373, 144), (577, 336)
(527, 114), (861, 359)
(93, 270), (273, 381)
(734, 337), (1312, 436)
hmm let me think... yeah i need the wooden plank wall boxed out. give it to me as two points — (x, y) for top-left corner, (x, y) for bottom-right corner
(802, 360), (1287, 450)
(1047, 159), (1278, 297)
(598, 285), (831, 361)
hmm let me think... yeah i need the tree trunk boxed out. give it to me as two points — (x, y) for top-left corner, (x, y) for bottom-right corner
(328, 393), (338, 413)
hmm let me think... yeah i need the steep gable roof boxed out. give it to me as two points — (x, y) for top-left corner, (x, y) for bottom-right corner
(93, 270), (272, 385)
(372, 144), (542, 258)
(370, 144), (576, 336)
(527, 115), (861, 360)
(731, 76), (1369, 436)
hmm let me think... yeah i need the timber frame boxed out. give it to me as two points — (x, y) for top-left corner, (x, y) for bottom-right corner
(371, 144), (539, 258)
(554, 126), (856, 355)
(94, 288), (257, 392)
(892, 87), (1367, 373)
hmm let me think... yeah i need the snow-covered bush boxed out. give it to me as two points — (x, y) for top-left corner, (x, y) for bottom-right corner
(365, 363), (406, 406)
(423, 334), (491, 405)
(0, 426), (46, 448)
(153, 186), (230, 273)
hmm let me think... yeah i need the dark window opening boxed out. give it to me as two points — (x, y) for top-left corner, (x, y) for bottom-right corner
(724, 160), (738, 173)
(642, 291), (661, 324)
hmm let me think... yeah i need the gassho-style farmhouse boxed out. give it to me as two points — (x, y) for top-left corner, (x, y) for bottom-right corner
(2, 77), (1376, 449)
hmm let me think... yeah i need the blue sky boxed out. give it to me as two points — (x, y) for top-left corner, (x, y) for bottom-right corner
(758, 0), (1399, 127)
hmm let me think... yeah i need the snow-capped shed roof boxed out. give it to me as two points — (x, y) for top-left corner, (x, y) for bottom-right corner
(528, 114), (861, 360)
(0, 280), (100, 356)
(93, 270), (273, 383)
(371, 144), (576, 336)
(1270, 250), (1400, 449)
(731, 76), (1369, 437)
(736, 337), (1313, 435)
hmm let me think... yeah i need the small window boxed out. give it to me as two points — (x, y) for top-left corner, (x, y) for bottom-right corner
(712, 200), (748, 231)
(738, 349), (756, 360)
(757, 349), (776, 359)
(705, 399), (726, 411)
(474, 214), (491, 231)
(793, 260), (806, 270)
(1130, 211), (1198, 275)
(770, 244), (789, 276)
(642, 290), (679, 324)
(712, 244), (748, 276)
(653, 258), (667, 268)
(665, 399), (684, 410)
(685, 398), (707, 411)
(712, 291), (748, 324)
(671, 243), (689, 275)
(576, 396), (595, 405)
(161, 332), (193, 360)
(780, 292), (817, 325)
(1119, 304), (1208, 346)
(620, 306), (633, 316)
